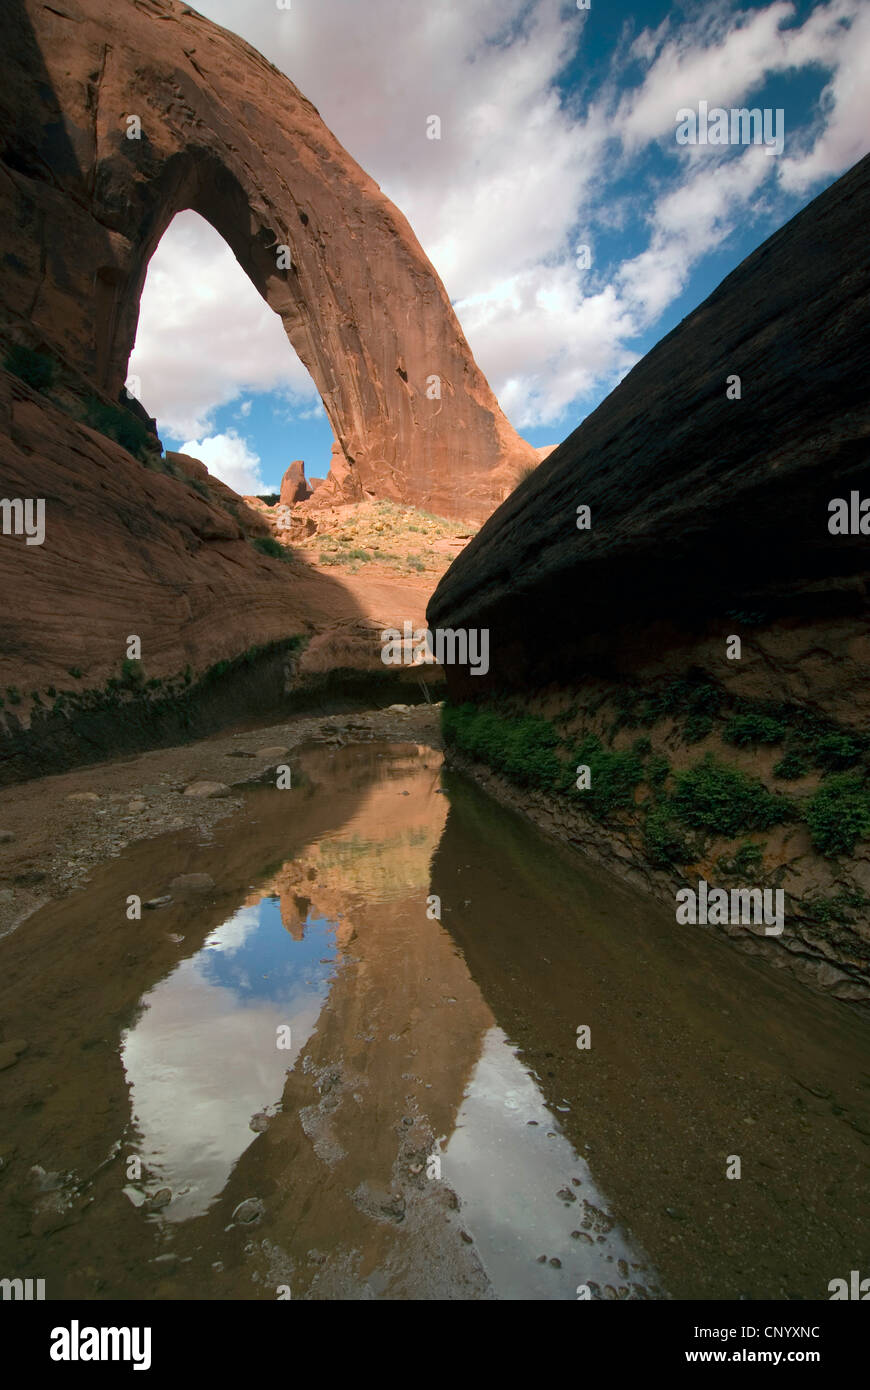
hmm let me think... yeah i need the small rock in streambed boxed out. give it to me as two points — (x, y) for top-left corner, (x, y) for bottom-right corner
(0, 830), (15, 844)
(145, 1188), (172, 1212)
(169, 873), (215, 892)
(66, 792), (100, 802)
(143, 896), (173, 910)
(127, 800), (146, 813)
(182, 781), (230, 798)
(232, 1197), (265, 1224)
(249, 1113), (271, 1134)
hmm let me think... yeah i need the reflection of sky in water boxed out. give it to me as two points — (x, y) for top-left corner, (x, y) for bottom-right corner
(198, 898), (338, 1006)
(121, 896), (337, 1222)
(443, 1027), (656, 1300)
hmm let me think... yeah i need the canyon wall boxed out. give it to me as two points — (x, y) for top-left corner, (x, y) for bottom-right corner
(429, 154), (870, 1002)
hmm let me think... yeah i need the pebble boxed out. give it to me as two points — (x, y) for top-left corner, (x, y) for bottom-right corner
(249, 1113), (271, 1133)
(143, 895), (173, 910)
(557, 1187), (577, 1203)
(460, 1230), (473, 1244)
(127, 801), (146, 813)
(182, 781), (230, 798)
(0, 830), (15, 844)
(146, 1188), (172, 1211)
(232, 1197), (265, 1224)
(549, 1257), (562, 1268)
(169, 873), (215, 892)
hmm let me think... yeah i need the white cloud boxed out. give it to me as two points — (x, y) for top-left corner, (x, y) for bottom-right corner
(178, 431), (268, 496)
(131, 1), (870, 435)
(129, 211), (318, 439)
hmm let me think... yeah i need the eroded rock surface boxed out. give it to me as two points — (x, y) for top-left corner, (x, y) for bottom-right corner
(0, 0), (534, 518)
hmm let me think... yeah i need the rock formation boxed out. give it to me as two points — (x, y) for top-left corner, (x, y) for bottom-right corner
(428, 153), (870, 1001)
(429, 153), (870, 725)
(0, 0), (535, 521)
(279, 460), (311, 506)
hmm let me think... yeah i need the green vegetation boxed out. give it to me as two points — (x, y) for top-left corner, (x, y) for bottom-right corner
(773, 750), (810, 780)
(251, 535), (292, 562)
(567, 734), (645, 817)
(3, 343), (56, 390)
(802, 889), (870, 925)
(805, 774), (870, 856)
(684, 713), (713, 743)
(671, 755), (791, 837)
(441, 703), (561, 791)
(440, 679), (870, 868)
(82, 395), (153, 461)
(643, 804), (692, 866)
(716, 841), (765, 876)
(723, 712), (787, 746)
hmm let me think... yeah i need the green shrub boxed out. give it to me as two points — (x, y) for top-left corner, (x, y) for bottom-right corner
(717, 840), (764, 876)
(723, 713), (787, 746)
(773, 750), (810, 780)
(644, 804), (692, 866)
(684, 714), (713, 743)
(67, 666), (83, 680)
(632, 737), (652, 756)
(812, 732), (861, 771)
(671, 755), (790, 837)
(121, 657), (144, 686)
(251, 536), (291, 561)
(441, 703), (561, 790)
(803, 889), (870, 925)
(647, 754), (670, 791)
(82, 396), (152, 459)
(4, 343), (55, 390)
(566, 734), (645, 817)
(805, 774), (870, 856)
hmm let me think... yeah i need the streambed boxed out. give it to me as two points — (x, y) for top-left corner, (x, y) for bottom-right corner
(0, 740), (868, 1299)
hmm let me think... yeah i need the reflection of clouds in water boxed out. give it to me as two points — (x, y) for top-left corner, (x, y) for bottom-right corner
(121, 898), (337, 1222)
(444, 1028), (656, 1300)
(202, 905), (261, 957)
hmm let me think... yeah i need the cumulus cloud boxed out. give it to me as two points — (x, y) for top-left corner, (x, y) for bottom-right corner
(131, 0), (870, 436)
(129, 212), (319, 439)
(178, 431), (268, 496)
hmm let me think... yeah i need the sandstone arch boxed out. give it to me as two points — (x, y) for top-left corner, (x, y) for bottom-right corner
(0, 0), (536, 519)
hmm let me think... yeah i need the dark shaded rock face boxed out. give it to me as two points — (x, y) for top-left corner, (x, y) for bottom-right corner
(428, 154), (870, 727)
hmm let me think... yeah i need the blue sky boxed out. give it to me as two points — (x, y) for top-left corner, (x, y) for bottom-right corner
(128, 0), (869, 496)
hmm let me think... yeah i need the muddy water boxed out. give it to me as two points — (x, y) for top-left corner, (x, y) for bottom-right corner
(0, 741), (868, 1300)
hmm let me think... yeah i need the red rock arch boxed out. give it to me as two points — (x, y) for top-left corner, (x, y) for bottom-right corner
(2, 0), (536, 519)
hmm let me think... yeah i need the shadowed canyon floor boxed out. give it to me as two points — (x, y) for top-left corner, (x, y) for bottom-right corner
(1, 729), (868, 1300)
